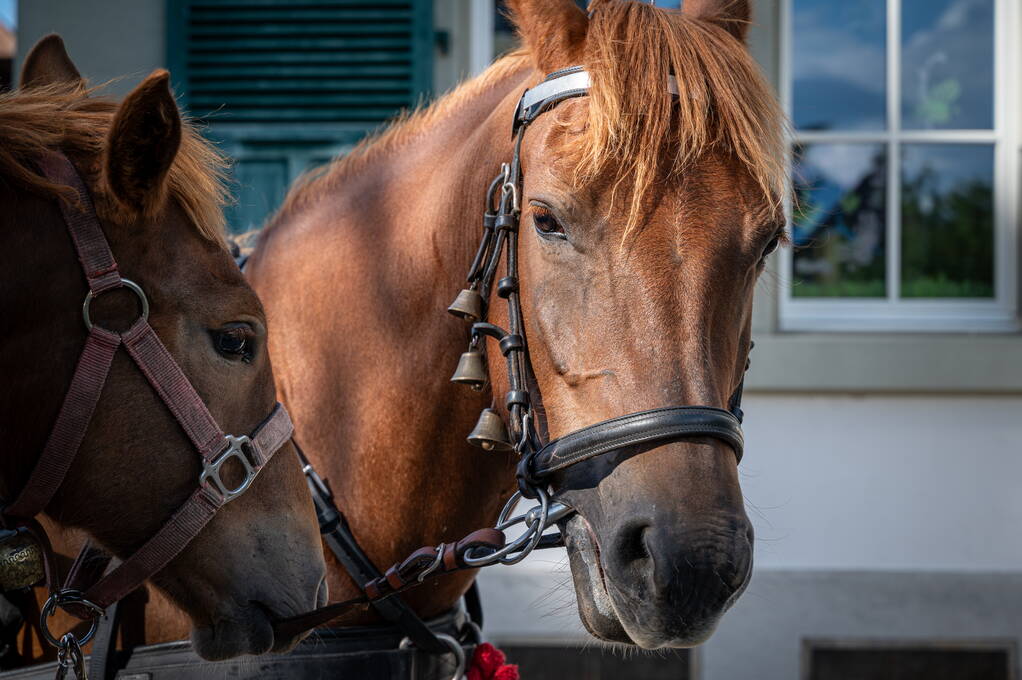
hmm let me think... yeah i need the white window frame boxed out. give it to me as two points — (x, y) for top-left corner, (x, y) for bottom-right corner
(778, 0), (1019, 332)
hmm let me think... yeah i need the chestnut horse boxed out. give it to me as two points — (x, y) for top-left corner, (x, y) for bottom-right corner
(248, 0), (785, 650)
(0, 37), (326, 663)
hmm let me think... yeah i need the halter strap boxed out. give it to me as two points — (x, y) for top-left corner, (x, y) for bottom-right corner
(5, 151), (294, 634)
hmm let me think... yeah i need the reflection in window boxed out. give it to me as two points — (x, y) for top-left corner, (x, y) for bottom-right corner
(901, 144), (994, 297)
(793, 144), (887, 298)
(792, 0), (886, 131)
(901, 0), (994, 130)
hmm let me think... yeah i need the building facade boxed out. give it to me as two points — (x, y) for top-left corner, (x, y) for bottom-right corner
(15, 1), (1022, 678)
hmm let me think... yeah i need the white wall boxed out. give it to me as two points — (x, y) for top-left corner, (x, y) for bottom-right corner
(479, 393), (1022, 642)
(742, 394), (1022, 571)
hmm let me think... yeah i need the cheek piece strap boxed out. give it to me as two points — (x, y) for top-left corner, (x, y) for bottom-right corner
(456, 65), (747, 496)
(2, 151), (294, 656)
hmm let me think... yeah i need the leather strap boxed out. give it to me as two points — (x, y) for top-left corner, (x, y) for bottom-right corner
(298, 444), (452, 654)
(80, 404), (292, 610)
(2, 328), (120, 522)
(524, 406), (743, 481)
(514, 64), (680, 132)
(121, 320), (225, 459)
(38, 152), (120, 294)
(5, 151), (294, 633)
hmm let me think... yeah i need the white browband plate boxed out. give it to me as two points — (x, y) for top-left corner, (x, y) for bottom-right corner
(518, 66), (681, 124)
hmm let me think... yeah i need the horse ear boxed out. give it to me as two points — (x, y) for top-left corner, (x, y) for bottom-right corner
(104, 70), (182, 215)
(682, 0), (751, 43)
(506, 0), (589, 73)
(20, 34), (83, 89)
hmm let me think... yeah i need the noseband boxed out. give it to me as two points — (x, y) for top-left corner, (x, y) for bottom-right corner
(447, 65), (748, 499)
(1, 151), (293, 667)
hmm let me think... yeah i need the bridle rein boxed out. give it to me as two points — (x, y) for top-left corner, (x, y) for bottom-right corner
(1, 151), (294, 676)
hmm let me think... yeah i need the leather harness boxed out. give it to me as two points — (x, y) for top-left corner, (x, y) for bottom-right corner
(1, 151), (294, 677)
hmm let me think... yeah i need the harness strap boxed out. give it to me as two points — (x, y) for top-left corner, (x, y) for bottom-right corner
(297, 444), (453, 654)
(4, 151), (295, 653)
(121, 320), (225, 459)
(2, 328), (120, 523)
(40, 152), (120, 295)
(76, 404), (292, 611)
(524, 406), (744, 481)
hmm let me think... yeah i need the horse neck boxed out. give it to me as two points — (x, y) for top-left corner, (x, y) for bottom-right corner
(251, 60), (539, 619)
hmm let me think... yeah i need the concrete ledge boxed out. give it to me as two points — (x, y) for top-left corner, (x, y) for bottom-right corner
(746, 333), (1022, 393)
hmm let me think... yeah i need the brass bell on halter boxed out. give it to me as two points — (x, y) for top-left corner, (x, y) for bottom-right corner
(0, 529), (45, 592)
(447, 288), (484, 323)
(467, 408), (513, 452)
(451, 350), (488, 391)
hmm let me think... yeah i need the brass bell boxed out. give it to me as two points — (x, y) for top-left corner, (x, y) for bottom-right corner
(0, 529), (45, 592)
(467, 408), (513, 452)
(450, 350), (488, 391)
(447, 288), (484, 322)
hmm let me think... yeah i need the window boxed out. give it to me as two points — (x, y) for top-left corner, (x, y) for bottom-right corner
(779, 0), (1018, 331)
(167, 0), (434, 233)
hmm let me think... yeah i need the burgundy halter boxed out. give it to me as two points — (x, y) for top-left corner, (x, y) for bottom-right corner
(1, 151), (294, 666)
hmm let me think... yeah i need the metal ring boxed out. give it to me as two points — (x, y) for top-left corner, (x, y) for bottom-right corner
(82, 278), (149, 332)
(40, 590), (103, 648)
(399, 633), (467, 680)
(501, 181), (520, 213)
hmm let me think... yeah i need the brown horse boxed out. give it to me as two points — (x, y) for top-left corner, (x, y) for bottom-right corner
(248, 0), (785, 650)
(0, 37), (327, 662)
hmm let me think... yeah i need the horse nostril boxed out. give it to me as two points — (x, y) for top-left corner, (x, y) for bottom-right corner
(614, 520), (653, 566)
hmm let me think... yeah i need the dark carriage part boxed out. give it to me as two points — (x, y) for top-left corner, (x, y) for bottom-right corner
(0, 610), (473, 680)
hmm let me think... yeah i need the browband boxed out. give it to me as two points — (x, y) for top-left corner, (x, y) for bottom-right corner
(514, 64), (680, 132)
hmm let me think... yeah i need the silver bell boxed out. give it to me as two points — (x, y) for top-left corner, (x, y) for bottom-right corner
(447, 288), (484, 322)
(467, 408), (513, 452)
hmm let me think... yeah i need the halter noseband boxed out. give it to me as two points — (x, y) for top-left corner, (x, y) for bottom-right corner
(2, 151), (294, 660)
(448, 65), (748, 498)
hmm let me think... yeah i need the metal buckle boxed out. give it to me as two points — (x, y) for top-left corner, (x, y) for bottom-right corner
(82, 278), (149, 332)
(200, 435), (257, 504)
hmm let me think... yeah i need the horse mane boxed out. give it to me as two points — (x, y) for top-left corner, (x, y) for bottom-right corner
(272, 52), (533, 220)
(273, 2), (786, 232)
(577, 1), (787, 234)
(0, 82), (228, 244)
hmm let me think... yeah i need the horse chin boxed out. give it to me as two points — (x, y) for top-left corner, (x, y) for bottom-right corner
(189, 602), (303, 661)
(562, 514), (726, 650)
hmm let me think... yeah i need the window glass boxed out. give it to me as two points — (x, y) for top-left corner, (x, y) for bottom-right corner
(900, 144), (994, 297)
(792, 0), (887, 131)
(793, 144), (888, 298)
(901, 0), (994, 130)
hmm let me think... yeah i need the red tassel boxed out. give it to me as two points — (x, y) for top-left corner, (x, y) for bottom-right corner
(467, 642), (520, 680)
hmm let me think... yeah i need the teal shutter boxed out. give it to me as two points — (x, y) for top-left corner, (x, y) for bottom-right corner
(167, 0), (434, 233)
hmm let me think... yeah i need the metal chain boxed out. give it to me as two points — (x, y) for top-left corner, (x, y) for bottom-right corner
(54, 633), (86, 680)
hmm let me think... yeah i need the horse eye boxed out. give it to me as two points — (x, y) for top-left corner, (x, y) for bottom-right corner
(532, 206), (566, 240)
(213, 326), (253, 362)
(762, 234), (781, 258)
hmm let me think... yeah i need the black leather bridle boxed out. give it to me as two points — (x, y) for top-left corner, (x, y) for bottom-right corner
(449, 65), (748, 500)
